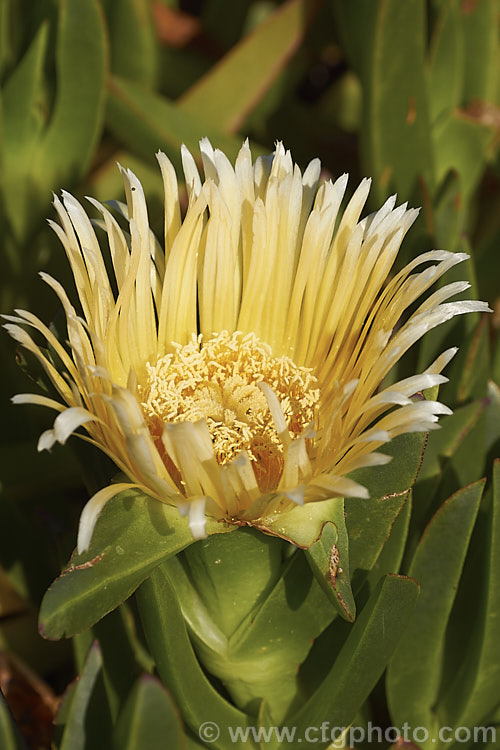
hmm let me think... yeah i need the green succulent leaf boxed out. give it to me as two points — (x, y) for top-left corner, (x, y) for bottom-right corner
(257, 700), (280, 750)
(332, 0), (378, 83)
(178, 0), (319, 133)
(260, 496), (346, 548)
(92, 605), (147, 721)
(0, 0), (13, 78)
(361, 0), (434, 201)
(412, 398), (486, 530)
(224, 547), (338, 722)
(106, 0), (157, 86)
(439, 460), (500, 729)
(349, 432), (426, 500)
(432, 111), (495, 200)
(38, 489), (236, 640)
(1, 21), (49, 243)
(305, 500), (356, 621)
(180, 527), (284, 638)
(460, 0), (498, 102)
(136, 564), (249, 750)
(427, 0), (464, 124)
(57, 641), (112, 750)
(166, 541), (339, 724)
(386, 479), (485, 737)
(432, 170), (465, 251)
(161, 555), (229, 658)
(290, 575), (419, 749)
(345, 432), (425, 578)
(364, 490), (412, 591)
(36, 0), (108, 189)
(112, 675), (185, 750)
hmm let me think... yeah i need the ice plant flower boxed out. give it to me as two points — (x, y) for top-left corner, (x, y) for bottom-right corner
(5, 140), (490, 553)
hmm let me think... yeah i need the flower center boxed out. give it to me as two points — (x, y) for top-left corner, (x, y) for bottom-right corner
(139, 331), (320, 491)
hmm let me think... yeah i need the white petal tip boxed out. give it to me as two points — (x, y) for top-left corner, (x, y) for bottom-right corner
(38, 430), (56, 452)
(184, 498), (207, 540)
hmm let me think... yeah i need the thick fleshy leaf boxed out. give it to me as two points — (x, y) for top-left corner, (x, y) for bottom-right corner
(0, 693), (28, 750)
(112, 675), (184, 750)
(1, 22), (49, 241)
(364, 491), (412, 591)
(106, 76), (263, 172)
(305, 499), (356, 621)
(38, 489), (236, 640)
(432, 407), (488, 513)
(57, 642), (112, 750)
(386, 480), (484, 734)
(0, 0), (12, 78)
(346, 432), (425, 577)
(222, 548), (338, 722)
(486, 381), (500, 462)
(361, 0), (434, 200)
(455, 315), (490, 404)
(106, 0), (157, 86)
(332, 0), (378, 83)
(432, 111), (495, 200)
(349, 432), (426, 500)
(347, 493), (410, 583)
(261, 496), (347, 548)
(460, 0), (498, 102)
(412, 398), (488, 532)
(440, 461), (500, 728)
(290, 575), (419, 748)
(92, 605), (146, 720)
(432, 170), (465, 252)
(180, 527), (284, 638)
(36, 0), (107, 187)
(257, 700), (281, 750)
(167, 546), (338, 724)
(136, 565), (249, 750)
(178, 0), (318, 133)
(427, 0), (463, 124)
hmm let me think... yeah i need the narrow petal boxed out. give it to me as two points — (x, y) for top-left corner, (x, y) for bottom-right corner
(77, 482), (138, 553)
(37, 407), (100, 452)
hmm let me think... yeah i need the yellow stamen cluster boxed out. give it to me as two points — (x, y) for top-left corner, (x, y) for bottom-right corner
(139, 331), (320, 490)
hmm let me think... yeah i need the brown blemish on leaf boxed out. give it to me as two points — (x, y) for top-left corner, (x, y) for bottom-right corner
(328, 544), (341, 585)
(461, 0), (478, 14)
(380, 165), (392, 189)
(229, 517), (335, 550)
(336, 591), (355, 622)
(406, 96), (417, 125)
(61, 552), (106, 575)
(461, 100), (500, 128)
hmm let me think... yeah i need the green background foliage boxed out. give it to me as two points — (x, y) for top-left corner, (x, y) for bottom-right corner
(0, 0), (499, 747)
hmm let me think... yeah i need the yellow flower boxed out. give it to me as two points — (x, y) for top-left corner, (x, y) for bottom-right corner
(5, 140), (490, 553)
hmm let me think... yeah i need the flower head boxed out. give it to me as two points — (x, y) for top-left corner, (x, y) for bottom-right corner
(5, 139), (490, 552)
